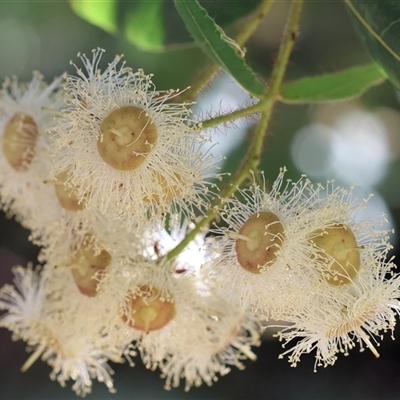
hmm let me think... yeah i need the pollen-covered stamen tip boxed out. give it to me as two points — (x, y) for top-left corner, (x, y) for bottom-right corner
(122, 285), (176, 333)
(310, 224), (361, 285)
(97, 105), (158, 170)
(2, 113), (38, 171)
(234, 211), (285, 274)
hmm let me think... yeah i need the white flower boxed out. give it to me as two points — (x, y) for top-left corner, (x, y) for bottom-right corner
(208, 169), (325, 314)
(160, 293), (261, 391)
(98, 253), (261, 391)
(100, 258), (200, 357)
(274, 253), (400, 370)
(0, 72), (63, 225)
(50, 49), (218, 224)
(208, 169), (393, 319)
(0, 265), (130, 396)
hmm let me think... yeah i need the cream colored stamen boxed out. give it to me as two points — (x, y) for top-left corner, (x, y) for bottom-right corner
(109, 126), (136, 146)
(70, 256), (91, 277)
(241, 346), (257, 361)
(356, 327), (380, 358)
(228, 230), (263, 251)
(20, 344), (46, 372)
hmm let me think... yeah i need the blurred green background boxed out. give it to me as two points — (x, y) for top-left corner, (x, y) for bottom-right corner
(1, 1), (400, 399)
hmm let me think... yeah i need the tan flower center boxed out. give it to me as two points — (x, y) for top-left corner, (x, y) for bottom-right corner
(3, 113), (38, 171)
(310, 224), (360, 285)
(97, 106), (158, 170)
(122, 285), (175, 333)
(235, 211), (285, 274)
(53, 171), (85, 211)
(69, 244), (111, 297)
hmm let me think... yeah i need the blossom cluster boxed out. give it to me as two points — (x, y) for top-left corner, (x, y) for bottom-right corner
(0, 49), (399, 396)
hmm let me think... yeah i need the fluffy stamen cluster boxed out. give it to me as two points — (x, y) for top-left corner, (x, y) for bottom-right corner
(207, 169), (400, 367)
(0, 50), (398, 397)
(50, 48), (218, 223)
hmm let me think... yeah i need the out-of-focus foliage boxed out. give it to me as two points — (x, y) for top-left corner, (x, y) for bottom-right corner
(70, 0), (262, 52)
(70, 0), (118, 34)
(346, 0), (400, 90)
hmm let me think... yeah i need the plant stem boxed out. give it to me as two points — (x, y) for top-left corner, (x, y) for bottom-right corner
(201, 0), (302, 130)
(165, 0), (303, 261)
(177, 0), (276, 104)
(177, 64), (219, 104)
(201, 102), (263, 129)
(235, 0), (275, 45)
(246, 0), (304, 171)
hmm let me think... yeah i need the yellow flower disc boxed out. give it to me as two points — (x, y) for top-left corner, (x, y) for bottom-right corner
(3, 113), (38, 171)
(235, 211), (285, 274)
(122, 285), (175, 333)
(54, 171), (85, 211)
(70, 245), (112, 297)
(97, 106), (158, 170)
(310, 224), (360, 285)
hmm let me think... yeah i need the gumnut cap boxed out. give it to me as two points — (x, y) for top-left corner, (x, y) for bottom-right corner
(97, 105), (158, 170)
(235, 211), (285, 274)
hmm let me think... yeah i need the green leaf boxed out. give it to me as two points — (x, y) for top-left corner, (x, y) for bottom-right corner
(174, 0), (264, 97)
(280, 64), (385, 104)
(124, 1), (164, 51)
(70, 0), (118, 34)
(345, 0), (400, 90)
(70, 0), (261, 52)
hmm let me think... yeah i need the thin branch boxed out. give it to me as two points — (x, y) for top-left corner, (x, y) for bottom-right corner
(165, 0), (304, 261)
(177, 0), (276, 103)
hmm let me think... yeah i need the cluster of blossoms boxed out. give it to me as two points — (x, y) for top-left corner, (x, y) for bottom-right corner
(0, 49), (399, 396)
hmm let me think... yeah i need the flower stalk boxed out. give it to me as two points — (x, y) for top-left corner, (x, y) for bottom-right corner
(166, 0), (304, 261)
